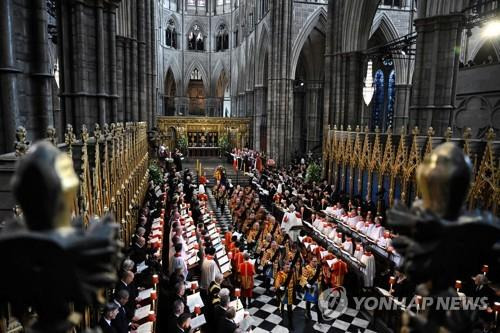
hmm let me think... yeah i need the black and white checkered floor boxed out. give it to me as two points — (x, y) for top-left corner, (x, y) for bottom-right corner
(205, 187), (378, 333)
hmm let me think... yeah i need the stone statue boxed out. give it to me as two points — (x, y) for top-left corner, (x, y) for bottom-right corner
(0, 142), (122, 332)
(388, 142), (500, 333)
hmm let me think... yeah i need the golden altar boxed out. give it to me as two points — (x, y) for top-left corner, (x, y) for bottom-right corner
(156, 116), (251, 156)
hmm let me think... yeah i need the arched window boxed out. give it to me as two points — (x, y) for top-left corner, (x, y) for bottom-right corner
(372, 69), (385, 130)
(188, 24), (204, 51)
(383, 0), (402, 7)
(165, 19), (177, 49)
(216, 24), (229, 51)
(191, 68), (202, 80)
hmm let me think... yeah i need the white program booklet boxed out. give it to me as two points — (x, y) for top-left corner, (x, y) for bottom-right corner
(136, 321), (153, 333)
(138, 288), (154, 301)
(134, 304), (151, 320)
(190, 314), (207, 329)
(221, 262), (231, 273)
(186, 292), (205, 312)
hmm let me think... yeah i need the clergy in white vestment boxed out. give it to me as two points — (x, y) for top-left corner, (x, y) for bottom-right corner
(360, 250), (376, 288)
(200, 247), (221, 291)
(343, 237), (354, 255)
(282, 204), (302, 242)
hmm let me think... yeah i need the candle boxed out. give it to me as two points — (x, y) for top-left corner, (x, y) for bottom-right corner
(194, 304), (201, 315)
(389, 276), (396, 293)
(148, 311), (156, 322)
(152, 274), (159, 284)
(235, 288), (241, 298)
(191, 282), (197, 291)
(150, 290), (157, 300)
(482, 265), (489, 275)
(455, 280), (462, 291)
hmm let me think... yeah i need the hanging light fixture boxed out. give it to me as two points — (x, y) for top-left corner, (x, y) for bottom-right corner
(363, 59), (375, 106)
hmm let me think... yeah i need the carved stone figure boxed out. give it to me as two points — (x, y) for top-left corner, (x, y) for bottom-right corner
(0, 142), (122, 333)
(388, 142), (500, 333)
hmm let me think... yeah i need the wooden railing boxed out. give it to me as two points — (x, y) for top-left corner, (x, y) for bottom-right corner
(322, 125), (499, 215)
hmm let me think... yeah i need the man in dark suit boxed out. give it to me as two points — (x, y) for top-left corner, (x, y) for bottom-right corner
(111, 290), (130, 333)
(115, 270), (138, 320)
(99, 303), (119, 333)
(219, 306), (238, 333)
(175, 313), (191, 333)
(167, 299), (185, 332)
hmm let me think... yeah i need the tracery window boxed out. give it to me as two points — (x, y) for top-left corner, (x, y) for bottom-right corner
(191, 68), (202, 80)
(216, 24), (229, 51)
(165, 19), (177, 49)
(188, 24), (204, 51)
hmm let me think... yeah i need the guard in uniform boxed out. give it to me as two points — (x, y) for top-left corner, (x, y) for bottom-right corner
(274, 262), (297, 329)
(300, 256), (321, 320)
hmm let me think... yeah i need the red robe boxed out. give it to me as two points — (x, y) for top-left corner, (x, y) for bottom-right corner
(238, 261), (255, 297)
(233, 251), (244, 273)
(331, 259), (348, 287)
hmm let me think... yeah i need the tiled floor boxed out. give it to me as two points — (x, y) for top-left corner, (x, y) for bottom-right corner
(205, 187), (378, 333)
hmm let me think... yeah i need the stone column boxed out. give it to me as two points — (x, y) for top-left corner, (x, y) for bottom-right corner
(410, 14), (463, 135)
(96, 0), (106, 125)
(0, 0), (19, 153)
(306, 82), (323, 152)
(137, 0), (147, 122)
(109, 2), (119, 123)
(393, 84), (411, 129)
(238, 93), (246, 117)
(253, 86), (266, 151)
(267, 0), (293, 165)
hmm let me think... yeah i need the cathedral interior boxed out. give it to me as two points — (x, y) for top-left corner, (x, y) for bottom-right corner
(0, 0), (499, 333)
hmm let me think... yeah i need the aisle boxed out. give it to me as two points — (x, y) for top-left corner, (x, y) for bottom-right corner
(205, 187), (378, 333)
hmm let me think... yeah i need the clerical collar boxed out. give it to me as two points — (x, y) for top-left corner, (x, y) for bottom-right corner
(121, 280), (128, 287)
(104, 318), (111, 325)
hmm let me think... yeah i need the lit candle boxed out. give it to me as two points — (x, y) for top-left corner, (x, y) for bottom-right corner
(150, 290), (157, 300)
(148, 311), (156, 322)
(389, 276), (396, 293)
(416, 295), (423, 313)
(455, 280), (462, 292)
(235, 288), (241, 298)
(482, 265), (489, 275)
(152, 274), (159, 285)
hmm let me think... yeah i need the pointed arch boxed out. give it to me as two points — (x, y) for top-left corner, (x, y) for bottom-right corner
(369, 12), (412, 84)
(211, 59), (228, 95)
(470, 38), (500, 63)
(255, 26), (270, 86)
(370, 12), (399, 41)
(184, 59), (209, 94)
(163, 60), (182, 93)
(291, 7), (327, 78)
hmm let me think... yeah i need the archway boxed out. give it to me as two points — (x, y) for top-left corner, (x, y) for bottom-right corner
(164, 68), (176, 116)
(215, 70), (230, 117)
(291, 18), (326, 156)
(367, 27), (396, 131)
(187, 68), (206, 116)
